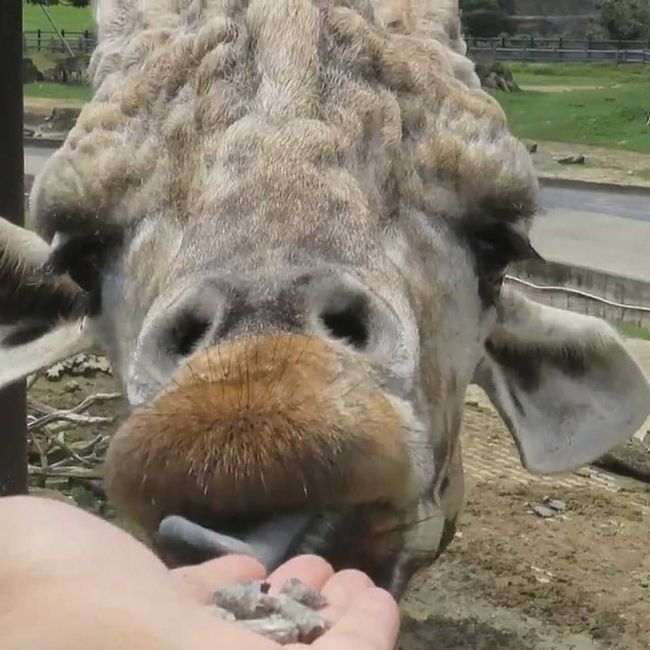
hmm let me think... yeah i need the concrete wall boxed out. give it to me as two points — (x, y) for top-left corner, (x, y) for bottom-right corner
(510, 260), (650, 328)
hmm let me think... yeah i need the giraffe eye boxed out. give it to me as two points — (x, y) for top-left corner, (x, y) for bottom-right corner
(48, 229), (123, 314)
(458, 218), (543, 306)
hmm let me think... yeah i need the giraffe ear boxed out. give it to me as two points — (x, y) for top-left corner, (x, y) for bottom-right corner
(0, 217), (94, 388)
(474, 287), (650, 475)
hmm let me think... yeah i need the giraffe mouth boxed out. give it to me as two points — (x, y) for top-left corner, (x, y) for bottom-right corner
(153, 503), (406, 584)
(155, 511), (324, 571)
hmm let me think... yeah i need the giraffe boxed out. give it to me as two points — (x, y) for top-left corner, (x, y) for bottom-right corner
(0, 0), (648, 597)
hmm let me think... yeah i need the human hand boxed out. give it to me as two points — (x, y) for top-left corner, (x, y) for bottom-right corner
(0, 496), (399, 650)
(174, 553), (400, 650)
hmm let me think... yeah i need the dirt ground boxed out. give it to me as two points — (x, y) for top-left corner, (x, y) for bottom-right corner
(401, 402), (650, 650)
(519, 85), (615, 94)
(530, 140), (650, 188)
(25, 349), (650, 650)
(24, 96), (85, 116)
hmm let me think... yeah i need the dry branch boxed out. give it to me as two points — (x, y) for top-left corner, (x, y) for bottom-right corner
(28, 465), (104, 480)
(26, 392), (121, 487)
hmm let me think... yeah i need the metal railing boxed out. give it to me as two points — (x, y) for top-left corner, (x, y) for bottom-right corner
(505, 276), (650, 315)
(467, 36), (650, 64)
(24, 31), (650, 63)
(23, 29), (96, 54)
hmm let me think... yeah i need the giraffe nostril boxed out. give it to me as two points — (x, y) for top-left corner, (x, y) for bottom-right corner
(166, 311), (211, 358)
(319, 294), (370, 350)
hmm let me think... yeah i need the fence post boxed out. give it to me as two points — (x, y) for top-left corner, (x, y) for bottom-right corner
(0, 0), (28, 497)
(37, 27), (41, 51)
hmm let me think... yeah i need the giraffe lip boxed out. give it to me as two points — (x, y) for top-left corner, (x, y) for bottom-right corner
(155, 512), (314, 571)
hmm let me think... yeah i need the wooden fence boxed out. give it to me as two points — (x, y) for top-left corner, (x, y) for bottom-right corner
(22, 31), (650, 63)
(467, 36), (650, 64)
(23, 29), (96, 55)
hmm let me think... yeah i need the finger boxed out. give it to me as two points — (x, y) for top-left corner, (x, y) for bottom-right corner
(303, 587), (400, 650)
(171, 555), (266, 604)
(319, 570), (374, 622)
(267, 555), (334, 593)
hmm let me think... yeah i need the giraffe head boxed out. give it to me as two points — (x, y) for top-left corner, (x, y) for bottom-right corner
(1, 0), (648, 596)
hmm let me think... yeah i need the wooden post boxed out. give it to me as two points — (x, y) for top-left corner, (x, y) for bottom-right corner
(0, 1), (28, 496)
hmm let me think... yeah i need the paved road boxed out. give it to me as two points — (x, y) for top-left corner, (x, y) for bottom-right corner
(539, 185), (650, 223)
(531, 208), (650, 282)
(533, 185), (650, 282)
(25, 144), (57, 178)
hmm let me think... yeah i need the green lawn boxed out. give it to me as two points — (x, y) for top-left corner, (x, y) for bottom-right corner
(494, 63), (650, 154)
(616, 322), (650, 342)
(23, 1), (95, 33)
(24, 81), (93, 102)
(23, 2), (95, 106)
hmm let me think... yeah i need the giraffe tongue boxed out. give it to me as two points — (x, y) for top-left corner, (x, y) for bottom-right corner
(157, 513), (312, 571)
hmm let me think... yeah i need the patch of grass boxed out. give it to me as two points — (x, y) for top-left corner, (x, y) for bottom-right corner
(616, 322), (650, 342)
(494, 63), (650, 153)
(23, 1), (95, 33)
(494, 83), (650, 154)
(24, 81), (93, 102)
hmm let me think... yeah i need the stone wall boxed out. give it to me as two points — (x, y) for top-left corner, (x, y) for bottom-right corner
(510, 259), (650, 329)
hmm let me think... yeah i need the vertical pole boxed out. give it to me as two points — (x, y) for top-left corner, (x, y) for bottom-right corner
(0, 0), (28, 497)
(38, 4), (75, 57)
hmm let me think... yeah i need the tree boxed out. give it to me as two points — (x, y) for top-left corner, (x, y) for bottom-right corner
(460, 0), (512, 38)
(599, 0), (650, 40)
